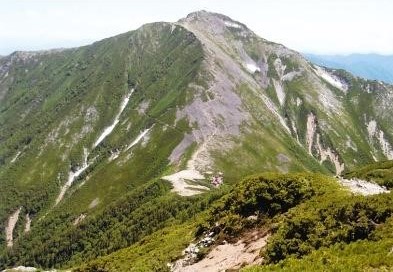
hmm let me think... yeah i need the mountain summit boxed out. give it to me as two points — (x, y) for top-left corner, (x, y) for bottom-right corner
(1, 11), (393, 270)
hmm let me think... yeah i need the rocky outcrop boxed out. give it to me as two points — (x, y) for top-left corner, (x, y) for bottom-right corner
(172, 230), (269, 271)
(339, 178), (390, 195)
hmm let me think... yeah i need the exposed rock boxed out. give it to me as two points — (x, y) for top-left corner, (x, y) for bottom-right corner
(162, 170), (209, 196)
(313, 65), (348, 92)
(88, 198), (100, 209)
(137, 100), (150, 115)
(274, 58), (286, 79)
(125, 128), (151, 151)
(169, 134), (196, 164)
(272, 79), (285, 106)
(339, 178), (390, 195)
(24, 213), (31, 233)
(5, 207), (22, 247)
(316, 134), (345, 175)
(282, 70), (302, 81)
(172, 230), (269, 272)
(366, 119), (393, 159)
(306, 113), (317, 154)
(73, 214), (86, 226)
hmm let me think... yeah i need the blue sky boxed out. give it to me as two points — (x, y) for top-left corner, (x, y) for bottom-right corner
(1, 0), (392, 55)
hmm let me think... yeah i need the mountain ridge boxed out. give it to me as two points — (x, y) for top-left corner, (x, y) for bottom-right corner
(305, 53), (393, 84)
(1, 10), (393, 271)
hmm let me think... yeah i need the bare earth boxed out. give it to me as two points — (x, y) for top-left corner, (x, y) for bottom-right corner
(339, 178), (390, 195)
(162, 170), (209, 196)
(173, 232), (269, 272)
(5, 207), (22, 247)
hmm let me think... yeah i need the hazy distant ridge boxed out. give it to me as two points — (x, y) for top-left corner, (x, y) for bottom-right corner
(305, 53), (393, 83)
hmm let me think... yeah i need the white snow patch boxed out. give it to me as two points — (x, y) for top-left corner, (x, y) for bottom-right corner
(296, 97), (302, 106)
(55, 148), (90, 205)
(5, 207), (22, 247)
(245, 63), (260, 73)
(88, 198), (100, 209)
(141, 131), (151, 147)
(339, 178), (389, 196)
(224, 21), (242, 29)
(126, 122), (132, 131)
(314, 65), (348, 92)
(93, 89), (134, 147)
(10, 151), (21, 163)
(171, 24), (176, 34)
(162, 170), (209, 196)
(24, 213), (31, 233)
(73, 214), (86, 226)
(3, 266), (38, 272)
(272, 79), (285, 106)
(126, 128), (151, 151)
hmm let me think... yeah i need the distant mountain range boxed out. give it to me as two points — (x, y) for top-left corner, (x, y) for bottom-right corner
(305, 53), (393, 83)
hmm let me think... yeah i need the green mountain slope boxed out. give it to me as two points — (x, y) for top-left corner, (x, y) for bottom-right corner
(1, 11), (393, 271)
(77, 171), (393, 271)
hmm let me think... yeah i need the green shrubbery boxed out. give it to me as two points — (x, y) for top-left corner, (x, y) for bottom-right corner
(55, 170), (393, 271)
(246, 217), (393, 271)
(196, 171), (393, 270)
(0, 181), (221, 269)
(264, 193), (393, 263)
(201, 173), (318, 235)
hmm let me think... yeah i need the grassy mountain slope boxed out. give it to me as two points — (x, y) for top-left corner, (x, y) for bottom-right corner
(178, 11), (393, 177)
(1, 10), (393, 271)
(77, 170), (393, 271)
(0, 22), (206, 269)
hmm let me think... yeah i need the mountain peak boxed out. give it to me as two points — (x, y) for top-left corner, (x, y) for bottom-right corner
(180, 10), (248, 31)
(184, 10), (231, 20)
(2, 9), (393, 272)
